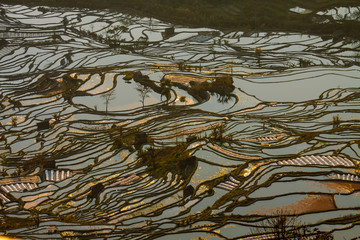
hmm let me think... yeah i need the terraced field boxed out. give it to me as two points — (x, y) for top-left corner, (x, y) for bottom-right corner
(0, 3), (360, 239)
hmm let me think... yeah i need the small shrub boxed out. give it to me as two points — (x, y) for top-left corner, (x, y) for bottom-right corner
(299, 58), (313, 68)
(333, 114), (340, 128)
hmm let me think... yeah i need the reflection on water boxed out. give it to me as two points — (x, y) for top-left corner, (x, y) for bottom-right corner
(0, 3), (360, 240)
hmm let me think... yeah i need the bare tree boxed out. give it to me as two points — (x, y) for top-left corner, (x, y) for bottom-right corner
(106, 25), (128, 42)
(101, 89), (115, 112)
(251, 212), (334, 240)
(136, 83), (151, 108)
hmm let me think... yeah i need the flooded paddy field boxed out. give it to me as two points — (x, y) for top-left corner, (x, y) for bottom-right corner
(0, 3), (360, 239)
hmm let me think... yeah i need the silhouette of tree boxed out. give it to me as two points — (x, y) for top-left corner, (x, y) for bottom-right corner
(101, 89), (115, 112)
(136, 83), (151, 107)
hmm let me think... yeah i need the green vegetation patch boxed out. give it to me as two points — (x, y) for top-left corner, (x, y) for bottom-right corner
(188, 75), (235, 102)
(136, 143), (197, 180)
(109, 125), (151, 151)
(0, 215), (37, 230)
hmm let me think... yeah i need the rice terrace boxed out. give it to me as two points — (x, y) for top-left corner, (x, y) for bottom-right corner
(0, 0), (360, 239)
